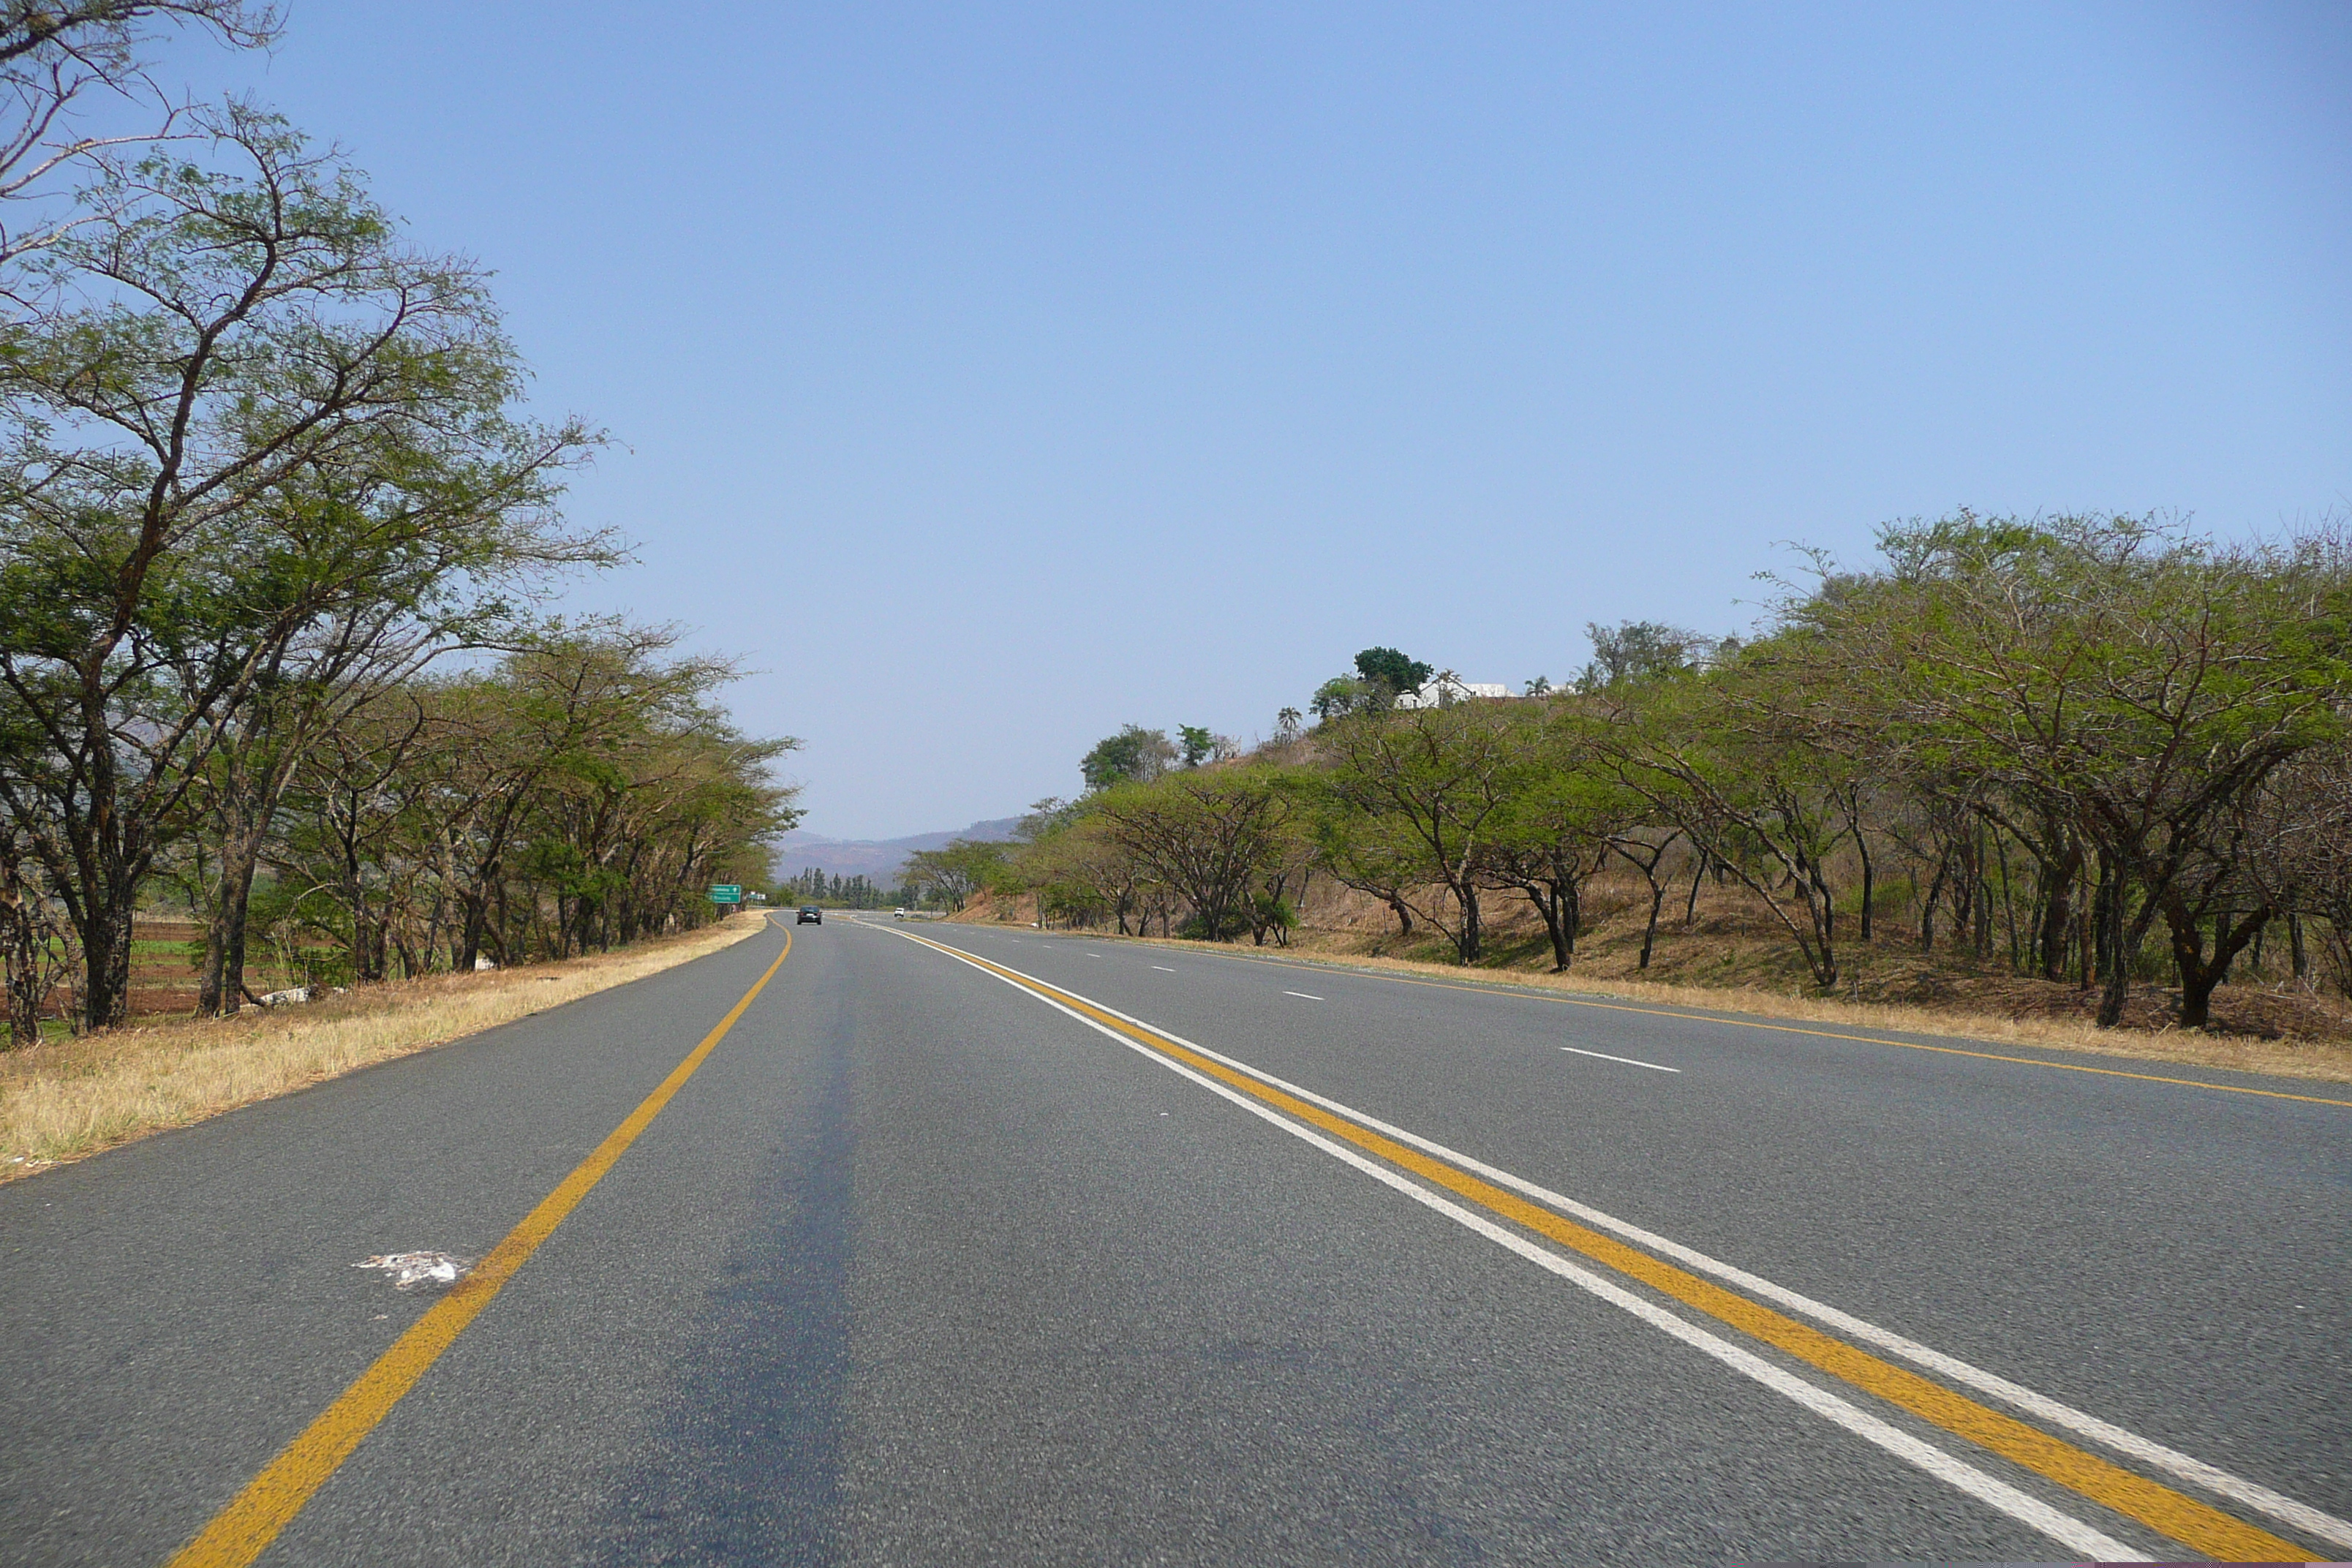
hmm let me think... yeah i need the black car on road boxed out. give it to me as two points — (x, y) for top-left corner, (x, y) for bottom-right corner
(796, 906), (822, 924)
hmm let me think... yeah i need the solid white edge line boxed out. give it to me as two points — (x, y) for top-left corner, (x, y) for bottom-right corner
(884, 927), (2141, 1562)
(1562, 1046), (1681, 1074)
(965, 938), (2349, 1556)
(884, 925), (2352, 1555)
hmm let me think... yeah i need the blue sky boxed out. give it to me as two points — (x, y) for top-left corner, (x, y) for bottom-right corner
(155, 3), (2350, 838)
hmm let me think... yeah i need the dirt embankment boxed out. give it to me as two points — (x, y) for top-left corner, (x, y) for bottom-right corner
(953, 878), (2352, 1083)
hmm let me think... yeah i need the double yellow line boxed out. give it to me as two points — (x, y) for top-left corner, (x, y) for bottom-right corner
(169, 929), (794, 1568)
(900, 930), (2307, 1563)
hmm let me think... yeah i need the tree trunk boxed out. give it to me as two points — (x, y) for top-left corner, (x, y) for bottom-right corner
(1452, 880), (1481, 963)
(1921, 857), (1948, 952)
(1, 892), (42, 1048)
(2035, 841), (2081, 981)
(1638, 875), (1666, 969)
(457, 890), (490, 973)
(197, 820), (269, 1016)
(1518, 881), (1573, 972)
(2091, 856), (2121, 1023)
(1806, 864), (1839, 990)
(2165, 898), (2267, 1030)
(2092, 853), (2159, 1029)
(75, 883), (136, 1030)
(353, 905), (386, 984)
(1855, 829), (1874, 942)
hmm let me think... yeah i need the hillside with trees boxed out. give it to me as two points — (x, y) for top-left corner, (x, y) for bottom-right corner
(0, 6), (795, 1044)
(959, 514), (2352, 1042)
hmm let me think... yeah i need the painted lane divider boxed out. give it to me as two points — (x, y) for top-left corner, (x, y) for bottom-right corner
(1562, 1046), (1681, 1074)
(168, 925), (796, 1568)
(882, 925), (2329, 1562)
(1283, 991), (1323, 1001)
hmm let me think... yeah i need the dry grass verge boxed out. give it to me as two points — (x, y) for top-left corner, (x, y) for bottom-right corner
(1, 913), (767, 1180)
(1096, 931), (2352, 1088)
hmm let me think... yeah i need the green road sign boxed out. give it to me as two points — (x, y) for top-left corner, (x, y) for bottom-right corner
(708, 884), (743, 904)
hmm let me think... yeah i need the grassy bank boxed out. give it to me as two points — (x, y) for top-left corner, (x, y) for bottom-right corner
(1, 913), (766, 1179)
(953, 885), (2352, 1085)
(1129, 930), (2352, 1085)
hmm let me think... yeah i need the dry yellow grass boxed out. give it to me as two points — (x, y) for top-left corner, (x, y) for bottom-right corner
(1090, 931), (2352, 1086)
(0, 913), (767, 1179)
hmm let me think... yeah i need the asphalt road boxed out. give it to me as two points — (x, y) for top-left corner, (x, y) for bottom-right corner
(3, 912), (2347, 1565)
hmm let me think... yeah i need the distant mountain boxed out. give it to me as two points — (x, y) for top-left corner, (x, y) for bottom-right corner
(772, 815), (1023, 884)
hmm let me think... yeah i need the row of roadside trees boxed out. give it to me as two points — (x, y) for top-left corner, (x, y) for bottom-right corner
(987, 514), (2352, 1031)
(0, 7), (794, 1043)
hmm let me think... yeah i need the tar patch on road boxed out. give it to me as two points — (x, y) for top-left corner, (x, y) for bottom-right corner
(583, 1009), (856, 1565)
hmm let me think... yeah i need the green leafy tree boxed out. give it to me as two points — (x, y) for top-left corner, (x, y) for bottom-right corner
(1079, 724), (1175, 792)
(0, 107), (599, 1025)
(1474, 709), (1632, 971)
(1354, 647), (1433, 698)
(1316, 703), (1523, 962)
(1596, 653), (1861, 991)
(901, 838), (1013, 912)
(1790, 513), (2352, 1025)
(1574, 622), (1717, 693)
(1090, 768), (1292, 942)
(1309, 676), (1373, 721)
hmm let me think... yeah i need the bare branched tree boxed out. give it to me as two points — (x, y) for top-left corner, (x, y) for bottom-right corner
(0, 1), (279, 265)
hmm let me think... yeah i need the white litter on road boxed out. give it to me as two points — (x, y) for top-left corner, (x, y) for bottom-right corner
(354, 1251), (474, 1290)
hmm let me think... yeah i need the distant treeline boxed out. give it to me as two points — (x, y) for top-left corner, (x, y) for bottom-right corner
(918, 514), (2352, 1032)
(783, 870), (902, 910)
(0, 10), (794, 1042)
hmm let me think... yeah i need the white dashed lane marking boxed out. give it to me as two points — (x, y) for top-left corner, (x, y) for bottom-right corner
(1563, 1046), (1681, 1074)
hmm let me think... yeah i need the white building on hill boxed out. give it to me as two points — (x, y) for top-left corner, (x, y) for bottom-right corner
(1395, 675), (1513, 709)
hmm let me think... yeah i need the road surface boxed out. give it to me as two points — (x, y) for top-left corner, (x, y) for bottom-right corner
(3, 913), (2346, 1564)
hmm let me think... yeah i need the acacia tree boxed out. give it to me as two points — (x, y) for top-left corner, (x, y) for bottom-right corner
(1316, 703), (1521, 962)
(1079, 725), (1175, 791)
(1473, 708), (1624, 971)
(1295, 778), (1425, 938)
(0, 1), (279, 265)
(901, 839), (1012, 913)
(1090, 766), (1290, 942)
(0, 107), (595, 1025)
(1599, 662), (1858, 992)
(1017, 813), (1157, 933)
(183, 429), (603, 1012)
(1796, 514), (2351, 1026)
(2269, 742), (2352, 997)
(254, 637), (795, 977)
(267, 688), (434, 983)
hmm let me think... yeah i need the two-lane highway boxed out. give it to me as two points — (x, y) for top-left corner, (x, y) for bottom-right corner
(4, 912), (2345, 1564)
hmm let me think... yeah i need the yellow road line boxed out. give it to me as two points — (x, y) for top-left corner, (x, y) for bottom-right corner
(1167, 943), (2352, 1111)
(905, 931), (2306, 1562)
(168, 927), (794, 1568)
